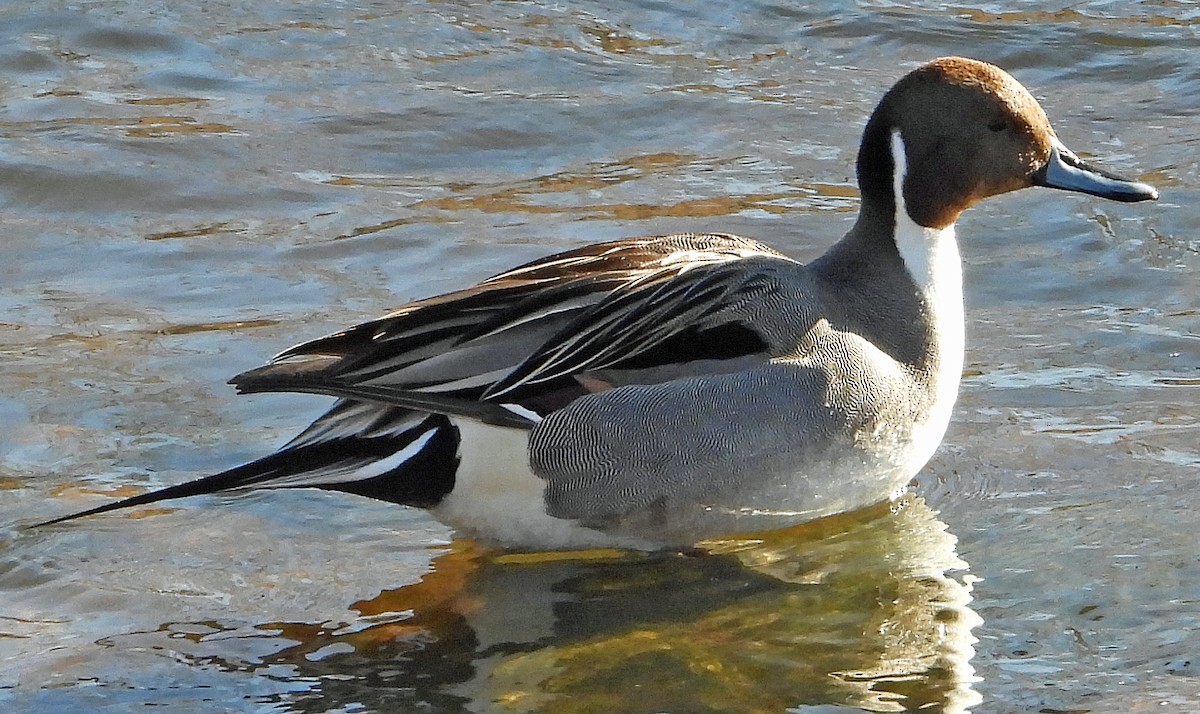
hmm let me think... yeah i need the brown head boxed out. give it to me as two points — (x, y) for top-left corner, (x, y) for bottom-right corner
(856, 57), (1157, 230)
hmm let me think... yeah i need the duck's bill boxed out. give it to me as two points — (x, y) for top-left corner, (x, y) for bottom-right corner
(1032, 137), (1158, 202)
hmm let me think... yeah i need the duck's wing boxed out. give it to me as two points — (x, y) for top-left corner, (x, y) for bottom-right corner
(231, 233), (800, 423)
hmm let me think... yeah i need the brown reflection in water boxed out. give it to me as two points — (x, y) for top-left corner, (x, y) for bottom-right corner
(145, 222), (238, 241)
(411, 152), (798, 222)
(234, 22), (342, 35)
(581, 26), (677, 57)
(335, 214), (456, 241)
(955, 6), (1199, 29)
(124, 116), (240, 138)
(0, 115), (239, 137)
(125, 97), (210, 106)
(222, 497), (980, 713)
(325, 151), (857, 240)
(151, 319), (280, 337)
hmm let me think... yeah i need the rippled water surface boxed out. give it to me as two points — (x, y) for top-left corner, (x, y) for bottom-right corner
(2, 1), (1198, 712)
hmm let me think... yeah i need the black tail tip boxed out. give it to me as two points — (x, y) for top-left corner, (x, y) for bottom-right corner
(30, 503), (114, 528)
(30, 487), (180, 528)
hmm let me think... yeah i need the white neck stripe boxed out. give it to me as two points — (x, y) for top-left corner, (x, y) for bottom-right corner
(888, 129), (966, 471)
(889, 130), (959, 293)
(891, 129), (910, 225)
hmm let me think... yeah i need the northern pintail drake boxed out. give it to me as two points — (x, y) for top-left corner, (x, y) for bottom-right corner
(41, 57), (1157, 549)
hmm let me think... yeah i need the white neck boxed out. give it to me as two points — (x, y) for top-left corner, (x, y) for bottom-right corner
(890, 130), (965, 466)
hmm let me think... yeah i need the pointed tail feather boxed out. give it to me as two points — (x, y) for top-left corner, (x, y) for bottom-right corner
(33, 459), (289, 526)
(34, 406), (461, 527)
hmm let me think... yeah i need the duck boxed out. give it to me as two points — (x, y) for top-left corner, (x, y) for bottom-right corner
(39, 57), (1157, 550)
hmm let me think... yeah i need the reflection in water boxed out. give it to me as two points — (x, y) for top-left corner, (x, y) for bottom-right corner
(134, 497), (980, 713)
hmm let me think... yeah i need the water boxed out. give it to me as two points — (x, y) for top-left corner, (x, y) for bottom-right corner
(2, 1), (1197, 712)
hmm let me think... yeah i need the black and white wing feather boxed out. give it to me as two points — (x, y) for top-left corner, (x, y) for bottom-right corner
(232, 233), (800, 420)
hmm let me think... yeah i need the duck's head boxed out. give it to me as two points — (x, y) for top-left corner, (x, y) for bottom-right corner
(857, 56), (1158, 230)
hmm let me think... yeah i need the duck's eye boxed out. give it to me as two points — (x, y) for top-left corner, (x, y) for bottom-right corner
(988, 119), (1009, 133)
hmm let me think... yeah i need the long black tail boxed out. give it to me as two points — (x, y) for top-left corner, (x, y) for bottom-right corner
(34, 402), (460, 527)
(34, 459), (289, 526)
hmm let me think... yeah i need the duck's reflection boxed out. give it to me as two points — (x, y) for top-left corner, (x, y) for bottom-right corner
(242, 496), (981, 713)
